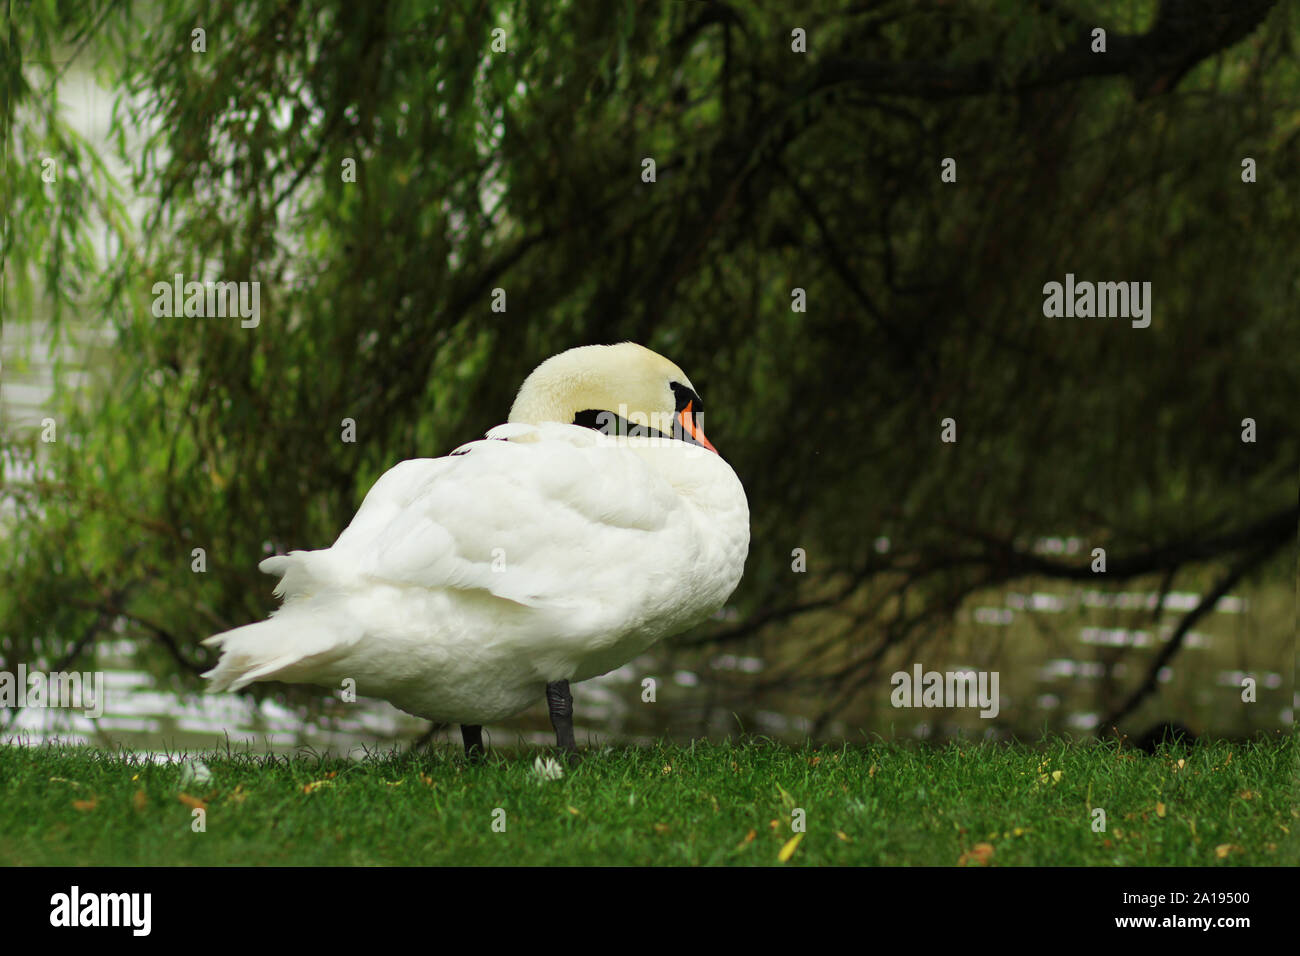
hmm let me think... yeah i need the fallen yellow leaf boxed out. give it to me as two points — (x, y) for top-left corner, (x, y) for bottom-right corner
(1156, 802), (1166, 818)
(1214, 844), (1241, 859)
(72, 798), (97, 812)
(778, 832), (804, 862)
(178, 793), (207, 811)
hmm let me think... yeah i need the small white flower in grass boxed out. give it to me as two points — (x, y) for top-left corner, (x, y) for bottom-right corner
(532, 755), (565, 781)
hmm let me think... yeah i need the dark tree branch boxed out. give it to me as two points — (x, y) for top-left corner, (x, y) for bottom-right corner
(1101, 538), (1283, 728)
(945, 506), (1296, 581)
(684, 505), (1294, 730)
(804, 0), (1278, 101)
(772, 159), (918, 363)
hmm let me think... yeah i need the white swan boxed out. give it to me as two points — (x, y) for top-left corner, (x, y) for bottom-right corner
(202, 343), (750, 757)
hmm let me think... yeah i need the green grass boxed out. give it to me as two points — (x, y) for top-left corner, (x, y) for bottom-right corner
(1, 736), (1294, 865)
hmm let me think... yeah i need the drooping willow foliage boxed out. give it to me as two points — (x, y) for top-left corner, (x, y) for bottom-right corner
(3, 0), (1296, 735)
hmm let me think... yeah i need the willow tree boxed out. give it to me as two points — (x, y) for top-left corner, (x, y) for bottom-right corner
(3, 0), (1295, 738)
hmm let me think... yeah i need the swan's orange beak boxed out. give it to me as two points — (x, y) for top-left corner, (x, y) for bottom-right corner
(678, 400), (718, 454)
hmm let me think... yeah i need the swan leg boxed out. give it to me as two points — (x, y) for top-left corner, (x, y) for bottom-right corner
(545, 680), (578, 755)
(461, 723), (485, 760)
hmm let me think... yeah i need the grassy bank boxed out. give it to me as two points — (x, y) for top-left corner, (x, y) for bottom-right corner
(1, 736), (1294, 866)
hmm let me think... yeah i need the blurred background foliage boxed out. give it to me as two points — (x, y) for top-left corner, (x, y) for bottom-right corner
(2, 0), (1296, 748)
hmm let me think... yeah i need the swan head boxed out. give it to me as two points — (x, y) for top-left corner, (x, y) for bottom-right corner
(508, 342), (717, 453)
